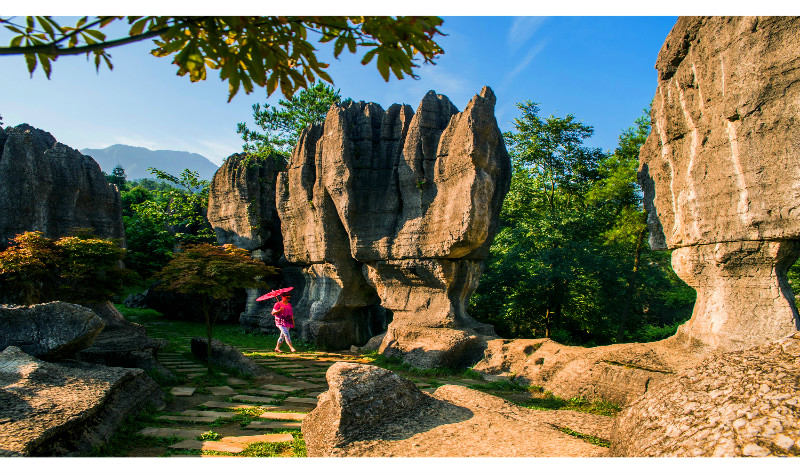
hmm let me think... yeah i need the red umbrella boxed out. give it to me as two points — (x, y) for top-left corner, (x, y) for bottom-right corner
(256, 287), (294, 302)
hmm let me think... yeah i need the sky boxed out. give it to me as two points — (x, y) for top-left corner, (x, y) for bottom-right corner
(4, 3), (797, 171)
(0, 14), (682, 167)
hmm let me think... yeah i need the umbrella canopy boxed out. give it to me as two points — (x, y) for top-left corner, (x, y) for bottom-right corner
(256, 287), (294, 301)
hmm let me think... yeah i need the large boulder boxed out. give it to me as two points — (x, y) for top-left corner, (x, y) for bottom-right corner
(638, 16), (800, 350)
(206, 153), (286, 332)
(0, 124), (124, 248)
(0, 302), (104, 360)
(0, 346), (163, 456)
(473, 337), (710, 405)
(78, 301), (174, 383)
(611, 333), (800, 456)
(277, 87), (511, 366)
(302, 362), (614, 457)
(190, 337), (266, 378)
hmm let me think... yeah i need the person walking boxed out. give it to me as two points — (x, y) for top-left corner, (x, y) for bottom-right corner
(272, 293), (296, 353)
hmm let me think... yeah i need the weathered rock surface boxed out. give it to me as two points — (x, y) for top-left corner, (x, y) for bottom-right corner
(206, 153), (285, 331)
(473, 337), (710, 405)
(0, 124), (124, 248)
(277, 87), (510, 366)
(78, 302), (174, 383)
(0, 302), (104, 360)
(0, 346), (163, 456)
(611, 333), (800, 456)
(639, 16), (800, 350)
(190, 337), (266, 378)
(302, 362), (613, 456)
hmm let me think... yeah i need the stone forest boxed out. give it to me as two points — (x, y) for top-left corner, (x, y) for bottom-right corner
(0, 16), (798, 457)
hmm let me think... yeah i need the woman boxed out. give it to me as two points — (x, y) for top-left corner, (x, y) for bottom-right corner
(272, 293), (296, 353)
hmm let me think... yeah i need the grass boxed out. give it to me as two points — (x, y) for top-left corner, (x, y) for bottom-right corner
(552, 425), (611, 448)
(361, 352), (476, 379)
(88, 403), (171, 456)
(520, 393), (621, 417)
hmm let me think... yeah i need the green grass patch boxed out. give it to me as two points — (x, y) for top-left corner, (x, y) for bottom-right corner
(362, 352), (472, 378)
(114, 303), (164, 322)
(521, 393), (621, 416)
(198, 430), (221, 441)
(553, 425), (611, 448)
(89, 403), (167, 456)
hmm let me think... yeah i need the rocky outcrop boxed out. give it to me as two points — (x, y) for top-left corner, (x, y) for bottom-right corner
(0, 346), (163, 456)
(206, 153), (285, 331)
(0, 302), (104, 360)
(190, 337), (266, 378)
(78, 302), (174, 383)
(473, 337), (710, 405)
(0, 124), (124, 248)
(639, 17), (800, 350)
(277, 87), (511, 366)
(302, 362), (613, 457)
(611, 333), (800, 456)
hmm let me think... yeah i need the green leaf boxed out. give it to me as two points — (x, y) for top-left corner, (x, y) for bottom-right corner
(376, 54), (390, 81)
(360, 48), (378, 65)
(24, 53), (37, 76)
(85, 29), (106, 41)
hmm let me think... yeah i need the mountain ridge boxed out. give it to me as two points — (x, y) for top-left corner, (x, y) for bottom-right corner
(80, 144), (219, 181)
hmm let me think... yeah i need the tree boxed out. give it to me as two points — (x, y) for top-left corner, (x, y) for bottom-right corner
(0, 16), (445, 101)
(106, 165), (127, 189)
(154, 243), (276, 369)
(238, 82), (346, 159)
(0, 231), (127, 305)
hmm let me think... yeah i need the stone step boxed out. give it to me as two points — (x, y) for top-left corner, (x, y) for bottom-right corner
(179, 410), (235, 419)
(158, 415), (217, 424)
(138, 427), (205, 439)
(170, 387), (196, 397)
(275, 405), (312, 413)
(243, 389), (284, 397)
(233, 394), (279, 404)
(305, 391), (323, 397)
(245, 420), (302, 430)
(219, 434), (294, 444)
(206, 386), (236, 396)
(173, 367), (207, 372)
(284, 396), (317, 405)
(169, 439), (245, 453)
(200, 401), (259, 410)
(185, 372), (207, 378)
(260, 384), (300, 392)
(258, 411), (307, 421)
(227, 377), (248, 386)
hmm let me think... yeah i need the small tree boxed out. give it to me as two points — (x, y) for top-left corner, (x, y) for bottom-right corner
(107, 165), (127, 189)
(154, 243), (276, 370)
(0, 231), (60, 304)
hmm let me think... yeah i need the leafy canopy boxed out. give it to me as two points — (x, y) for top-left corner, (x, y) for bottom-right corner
(0, 16), (445, 101)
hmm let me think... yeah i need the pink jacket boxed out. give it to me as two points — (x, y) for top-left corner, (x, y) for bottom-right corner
(272, 302), (294, 328)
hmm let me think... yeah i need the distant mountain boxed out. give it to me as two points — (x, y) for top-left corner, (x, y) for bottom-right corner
(80, 144), (219, 182)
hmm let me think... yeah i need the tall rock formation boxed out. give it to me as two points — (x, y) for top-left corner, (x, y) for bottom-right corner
(0, 124), (124, 247)
(206, 153), (285, 330)
(277, 87), (511, 367)
(639, 16), (800, 350)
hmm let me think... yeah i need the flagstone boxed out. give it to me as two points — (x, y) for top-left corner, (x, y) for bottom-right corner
(227, 377), (248, 385)
(174, 367), (206, 372)
(207, 386), (236, 396)
(284, 396), (317, 405)
(245, 420), (302, 430)
(219, 434), (294, 444)
(276, 405), (312, 413)
(305, 391), (323, 397)
(200, 401), (258, 410)
(169, 440), (245, 453)
(179, 410), (235, 419)
(170, 386), (196, 397)
(186, 372), (206, 378)
(233, 394), (279, 404)
(158, 415), (217, 424)
(138, 427), (205, 439)
(258, 411), (307, 421)
(260, 384), (299, 392)
(244, 389), (284, 397)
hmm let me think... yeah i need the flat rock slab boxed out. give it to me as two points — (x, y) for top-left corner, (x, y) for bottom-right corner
(245, 389), (285, 397)
(285, 397), (318, 405)
(169, 439), (245, 453)
(233, 394), (279, 404)
(276, 405), (313, 413)
(261, 384), (300, 392)
(179, 410), (234, 419)
(170, 387), (196, 397)
(207, 386), (236, 396)
(200, 401), (259, 410)
(246, 421), (302, 430)
(138, 427), (204, 439)
(305, 392), (323, 397)
(158, 415), (216, 424)
(259, 412), (307, 421)
(227, 377), (248, 386)
(173, 367), (206, 372)
(220, 434), (294, 444)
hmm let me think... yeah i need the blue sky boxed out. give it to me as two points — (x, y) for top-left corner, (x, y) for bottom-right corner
(1, 16), (677, 166)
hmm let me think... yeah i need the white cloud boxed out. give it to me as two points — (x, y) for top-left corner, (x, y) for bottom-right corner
(502, 40), (548, 89)
(508, 17), (546, 52)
